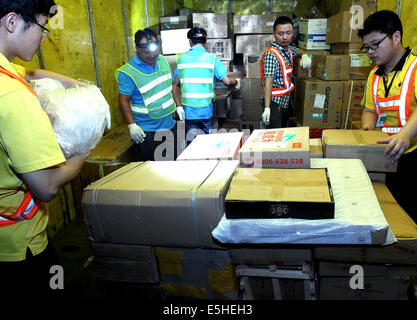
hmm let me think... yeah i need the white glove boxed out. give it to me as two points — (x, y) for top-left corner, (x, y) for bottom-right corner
(176, 106), (185, 121)
(234, 78), (241, 91)
(262, 108), (271, 125)
(300, 54), (312, 69)
(128, 123), (146, 144)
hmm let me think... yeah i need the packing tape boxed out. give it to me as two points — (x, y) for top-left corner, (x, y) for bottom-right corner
(208, 260), (238, 294)
(191, 161), (221, 246)
(91, 162), (146, 241)
(154, 247), (184, 276)
(162, 283), (208, 299)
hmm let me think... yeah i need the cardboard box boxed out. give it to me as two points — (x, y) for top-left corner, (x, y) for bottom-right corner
(318, 276), (410, 300)
(340, 80), (366, 129)
(71, 124), (140, 216)
(326, 11), (362, 44)
(177, 132), (244, 161)
(82, 160), (239, 248)
(192, 12), (231, 38)
(234, 78), (264, 122)
(229, 247), (312, 266)
(310, 138), (323, 158)
(233, 14), (293, 34)
(154, 247), (238, 300)
(164, 54), (177, 73)
(160, 28), (191, 54)
(239, 127), (310, 168)
(160, 15), (189, 30)
(349, 53), (374, 79)
(312, 54), (351, 81)
(322, 129), (398, 172)
(339, 0), (377, 19)
(205, 38), (233, 60)
(225, 168), (334, 219)
(314, 182), (417, 265)
(331, 42), (363, 54)
(298, 19), (331, 50)
(235, 34), (274, 54)
(91, 242), (160, 283)
(295, 78), (344, 128)
(294, 50), (330, 79)
(244, 53), (262, 78)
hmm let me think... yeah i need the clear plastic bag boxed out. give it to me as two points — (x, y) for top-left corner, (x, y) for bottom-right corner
(31, 78), (111, 159)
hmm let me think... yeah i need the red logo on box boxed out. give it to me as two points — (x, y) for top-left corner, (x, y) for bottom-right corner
(292, 143), (302, 148)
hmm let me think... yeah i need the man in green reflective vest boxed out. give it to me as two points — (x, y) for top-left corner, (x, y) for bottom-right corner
(116, 28), (181, 160)
(172, 27), (240, 146)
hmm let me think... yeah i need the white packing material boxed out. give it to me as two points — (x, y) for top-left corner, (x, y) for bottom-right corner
(31, 78), (111, 159)
(212, 158), (397, 245)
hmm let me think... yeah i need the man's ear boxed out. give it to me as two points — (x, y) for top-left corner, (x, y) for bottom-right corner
(393, 30), (402, 45)
(2, 12), (20, 33)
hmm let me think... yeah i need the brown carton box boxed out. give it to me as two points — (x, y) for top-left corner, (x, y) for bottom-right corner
(310, 138), (323, 158)
(160, 15), (189, 31)
(239, 127), (310, 169)
(322, 129), (398, 172)
(326, 11), (362, 44)
(312, 54), (350, 81)
(225, 168), (334, 219)
(338, 0), (377, 19)
(82, 160), (239, 248)
(295, 78), (344, 128)
(294, 50), (330, 79)
(340, 80), (366, 129)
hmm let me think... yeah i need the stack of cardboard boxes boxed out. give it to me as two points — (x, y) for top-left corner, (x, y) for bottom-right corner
(294, 0), (377, 130)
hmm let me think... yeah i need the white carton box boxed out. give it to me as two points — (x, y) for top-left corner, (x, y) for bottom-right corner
(161, 28), (191, 55)
(298, 19), (331, 50)
(205, 39), (233, 60)
(239, 127), (310, 168)
(236, 34), (274, 54)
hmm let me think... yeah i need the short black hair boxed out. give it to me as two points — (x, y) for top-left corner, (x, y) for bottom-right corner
(0, 0), (56, 25)
(358, 10), (403, 40)
(134, 28), (158, 47)
(273, 16), (293, 32)
(187, 27), (207, 45)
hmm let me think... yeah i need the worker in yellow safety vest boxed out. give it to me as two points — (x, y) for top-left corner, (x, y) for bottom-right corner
(0, 0), (91, 296)
(359, 10), (417, 222)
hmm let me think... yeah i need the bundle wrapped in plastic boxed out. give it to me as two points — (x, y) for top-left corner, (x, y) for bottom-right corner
(31, 78), (111, 159)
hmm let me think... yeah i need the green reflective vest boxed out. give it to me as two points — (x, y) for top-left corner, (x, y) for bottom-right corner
(115, 55), (175, 119)
(177, 52), (216, 107)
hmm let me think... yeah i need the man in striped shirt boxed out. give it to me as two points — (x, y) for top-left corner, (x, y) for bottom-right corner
(261, 16), (311, 128)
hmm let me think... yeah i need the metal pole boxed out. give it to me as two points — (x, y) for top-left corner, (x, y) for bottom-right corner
(162, 0), (165, 17)
(86, 0), (101, 87)
(396, 0), (402, 16)
(145, 0), (150, 27)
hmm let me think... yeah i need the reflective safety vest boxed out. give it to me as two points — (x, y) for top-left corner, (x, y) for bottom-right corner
(260, 46), (295, 97)
(177, 52), (216, 107)
(115, 55), (175, 119)
(372, 54), (417, 135)
(0, 66), (42, 227)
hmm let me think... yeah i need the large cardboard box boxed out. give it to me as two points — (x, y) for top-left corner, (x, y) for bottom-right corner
(205, 38), (233, 60)
(298, 19), (331, 50)
(312, 54), (351, 81)
(160, 15), (189, 31)
(82, 160), (239, 248)
(340, 80), (366, 129)
(294, 50), (330, 79)
(160, 28), (191, 54)
(192, 13), (231, 38)
(91, 242), (160, 283)
(349, 53), (374, 79)
(234, 78), (264, 121)
(225, 168), (334, 219)
(326, 11), (362, 44)
(235, 34), (274, 54)
(331, 42), (362, 54)
(322, 129), (398, 172)
(229, 247), (312, 265)
(177, 132), (244, 161)
(314, 181), (417, 265)
(339, 0), (377, 19)
(239, 127), (310, 169)
(233, 14), (291, 34)
(72, 124), (140, 216)
(295, 78), (344, 128)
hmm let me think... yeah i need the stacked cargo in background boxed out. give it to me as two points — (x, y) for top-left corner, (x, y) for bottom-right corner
(326, 0), (377, 129)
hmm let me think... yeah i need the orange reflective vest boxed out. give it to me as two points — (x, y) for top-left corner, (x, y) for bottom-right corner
(260, 46), (295, 97)
(372, 54), (417, 135)
(0, 66), (42, 227)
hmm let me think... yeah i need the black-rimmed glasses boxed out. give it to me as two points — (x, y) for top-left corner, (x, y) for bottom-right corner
(360, 34), (390, 53)
(22, 15), (51, 37)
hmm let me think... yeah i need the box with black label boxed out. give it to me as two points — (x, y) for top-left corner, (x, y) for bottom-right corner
(225, 167), (335, 219)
